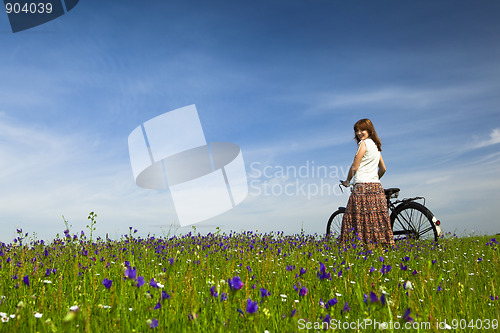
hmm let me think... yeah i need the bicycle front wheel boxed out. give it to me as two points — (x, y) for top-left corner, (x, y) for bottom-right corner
(326, 208), (345, 237)
(390, 202), (438, 242)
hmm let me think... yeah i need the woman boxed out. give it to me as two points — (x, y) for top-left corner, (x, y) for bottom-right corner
(339, 119), (395, 247)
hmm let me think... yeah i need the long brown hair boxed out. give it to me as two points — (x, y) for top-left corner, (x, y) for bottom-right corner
(354, 119), (382, 151)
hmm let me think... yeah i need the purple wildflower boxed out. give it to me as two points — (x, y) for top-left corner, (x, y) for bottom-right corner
(290, 309), (296, 317)
(403, 308), (414, 322)
(299, 267), (306, 276)
(246, 298), (258, 314)
(228, 276), (243, 290)
(150, 318), (158, 328)
(154, 302), (161, 310)
(412, 270), (418, 275)
(400, 263), (407, 271)
(220, 293), (228, 302)
(319, 298), (325, 308)
(260, 288), (271, 298)
(102, 278), (112, 289)
(124, 266), (137, 280)
(341, 301), (350, 314)
(380, 264), (392, 275)
(381, 293), (387, 306)
(369, 266), (376, 273)
(317, 262), (331, 280)
(149, 278), (158, 288)
(369, 291), (378, 303)
(299, 286), (308, 297)
(136, 276), (145, 287)
(161, 291), (170, 300)
(23, 275), (29, 287)
(210, 286), (218, 298)
(327, 298), (338, 309)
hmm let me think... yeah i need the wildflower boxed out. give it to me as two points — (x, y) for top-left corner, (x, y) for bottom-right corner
(42, 280), (52, 284)
(69, 305), (79, 312)
(136, 276), (145, 287)
(290, 309), (296, 317)
(412, 270), (418, 275)
(341, 301), (350, 314)
(380, 293), (387, 306)
(403, 308), (414, 322)
(154, 302), (161, 310)
(403, 281), (413, 290)
(34, 312), (43, 318)
(317, 262), (331, 280)
(299, 286), (307, 297)
(23, 276), (29, 287)
(369, 291), (378, 303)
(220, 293), (228, 302)
(400, 263), (407, 271)
(102, 278), (112, 289)
(150, 318), (158, 328)
(125, 266), (137, 280)
(327, 298), (338, 309)
(161, 291), (170, 300)
(319, 298), (325, 308)
(369, 266), (376, 273)
(322, 314), (331, 324)
(437, 285), (443, 292)
(246, 298), (258, 314)
(228, 276), (243, 290)
(237, 308), (244, 316)
(210, 286), (218, 297)
(260, 288), (271, 299)
(150, 278), (159, 288)
(299, 267), (306, 276)
(380, 264), (392, 275)
(286, 265), (295, 271)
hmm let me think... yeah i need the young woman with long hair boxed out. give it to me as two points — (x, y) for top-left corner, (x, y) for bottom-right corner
(339, 119), (395, 247)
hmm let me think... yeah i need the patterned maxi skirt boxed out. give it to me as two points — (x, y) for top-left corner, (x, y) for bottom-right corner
(339, 182), (395, 247)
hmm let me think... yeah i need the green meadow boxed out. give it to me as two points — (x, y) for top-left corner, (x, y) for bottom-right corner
(0, 218), (498, 332)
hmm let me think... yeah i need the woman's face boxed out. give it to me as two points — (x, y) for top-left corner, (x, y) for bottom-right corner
(355, 129), (369, 141)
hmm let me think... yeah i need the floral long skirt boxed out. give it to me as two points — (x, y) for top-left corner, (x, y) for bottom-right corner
(339, 182), (395, 247)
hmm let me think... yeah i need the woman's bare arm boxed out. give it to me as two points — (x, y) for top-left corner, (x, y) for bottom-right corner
(378, 154), (386, 179)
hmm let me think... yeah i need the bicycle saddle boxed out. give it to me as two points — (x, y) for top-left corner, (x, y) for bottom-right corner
(384, 188), (400, 197)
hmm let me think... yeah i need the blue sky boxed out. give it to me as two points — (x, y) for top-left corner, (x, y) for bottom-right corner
(0, 0), (499, 243)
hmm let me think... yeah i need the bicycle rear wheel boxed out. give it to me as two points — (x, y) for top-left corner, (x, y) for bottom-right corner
(326, 208), (345, 237)
(390, 202), (438, 242)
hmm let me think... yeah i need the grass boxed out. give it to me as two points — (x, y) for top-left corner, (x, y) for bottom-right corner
(0, 220), (498, 332)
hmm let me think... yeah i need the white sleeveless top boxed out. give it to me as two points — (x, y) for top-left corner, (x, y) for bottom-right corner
(353, 138), (380, 184)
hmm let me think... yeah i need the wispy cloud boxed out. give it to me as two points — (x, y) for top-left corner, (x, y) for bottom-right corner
(466, 128), (500, 150)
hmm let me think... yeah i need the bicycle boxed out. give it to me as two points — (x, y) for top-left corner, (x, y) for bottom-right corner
(326, 183), (442, 242)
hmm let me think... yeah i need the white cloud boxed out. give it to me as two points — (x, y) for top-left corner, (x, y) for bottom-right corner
(466, 128), (500, 150)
